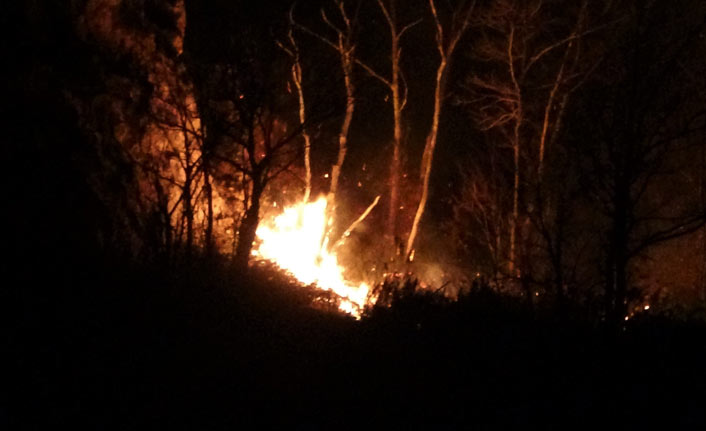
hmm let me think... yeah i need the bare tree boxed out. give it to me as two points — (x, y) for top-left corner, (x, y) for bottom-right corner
(466, 0), (593, 281)
(350, 0), (420, 248)
(224, 99), (308, 270)
(295, 0), (419, 254)
(149, 59), (206, 259)
(291, 1), (361, 249)
(318, 2), (358, 234)
(449, 154), (510, 285)
(278, 8), (315, 203)
(202, 49), (312, 270)
(405, 0), (475, 260)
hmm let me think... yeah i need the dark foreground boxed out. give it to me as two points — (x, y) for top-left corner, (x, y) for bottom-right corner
(6, 259), (706, 429)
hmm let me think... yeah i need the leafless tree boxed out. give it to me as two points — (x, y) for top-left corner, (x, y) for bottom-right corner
(278, 8), (315, 203)
(349, 0), (420, 247)
(464, 0), (595, 286)
(405, 0), (476, 260)
(289, 1), (359, 247)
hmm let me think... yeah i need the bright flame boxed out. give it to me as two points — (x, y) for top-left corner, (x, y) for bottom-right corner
(254, 197), (370, 317)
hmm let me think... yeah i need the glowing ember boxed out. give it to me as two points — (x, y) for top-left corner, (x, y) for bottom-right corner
(253, 197), (371, 317)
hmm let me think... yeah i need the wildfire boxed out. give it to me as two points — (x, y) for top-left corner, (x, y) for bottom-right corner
(253, 197), (371, 317)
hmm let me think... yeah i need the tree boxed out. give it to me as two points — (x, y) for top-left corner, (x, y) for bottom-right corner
(291, 1), (359, 245)
(278, 8), (315, 203)
(569, 0), (706, 323)
(181, 1), (323, 269)
(214, 62), (309, 270)
(198, 39), (323, 269)
(462, 0), (595, 298)
(149, 63), (204, 258)
(350, 0), (420, 248)
(405, 0), (475, 260)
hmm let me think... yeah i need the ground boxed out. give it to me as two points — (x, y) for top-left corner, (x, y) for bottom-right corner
(6, 258), (706, 428)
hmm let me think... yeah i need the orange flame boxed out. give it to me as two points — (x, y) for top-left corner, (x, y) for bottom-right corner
(253, 197), (371, 317)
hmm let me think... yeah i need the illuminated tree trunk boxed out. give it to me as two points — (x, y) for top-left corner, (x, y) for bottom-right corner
(346, 0), (419, 249)
(329, 58), (353, 200)
(280, 15), (313, 202)
(406, 0), (473, 259)
(535, 35), (578, 302)
(404, 65), (435, 258)
(377, 0), (405, 245)
(296, 61), (313, 203)
(323, 2), (356, 237)
(538, 0), (585, 178)
(326, 48), (354, 236)
(292, 2), (357, 248)
(538, 58), (565, 178)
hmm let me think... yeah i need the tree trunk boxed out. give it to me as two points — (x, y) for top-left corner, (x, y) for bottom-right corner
(388, 34), (402, 247)
(329, 57), (353, 200)
(325, 45), (355, 247)
(292, 54), (312, 202)
(234, 180), (264, 271)
(406, 59), (446, 258)
(407, 0), (473, 259)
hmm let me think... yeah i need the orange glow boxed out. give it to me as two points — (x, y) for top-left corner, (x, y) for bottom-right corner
(253, 197), (371, 318)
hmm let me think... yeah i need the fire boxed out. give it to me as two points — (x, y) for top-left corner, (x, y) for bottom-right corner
(253, 197), (371, 317)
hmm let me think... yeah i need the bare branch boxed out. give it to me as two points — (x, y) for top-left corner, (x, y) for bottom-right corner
(332, 195), (381, 250)
(524, 21), (618, 74)
(353, 58), (392, 86)
(399, 18), (422, 39)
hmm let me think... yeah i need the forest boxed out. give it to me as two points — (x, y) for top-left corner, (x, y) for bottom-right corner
(6, 0), (706, 428)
